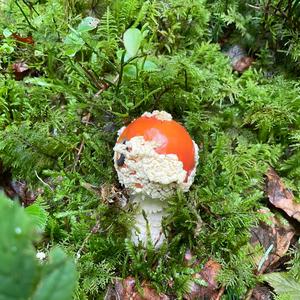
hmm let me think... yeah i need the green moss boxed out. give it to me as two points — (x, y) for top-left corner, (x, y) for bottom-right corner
(1, 0), (300, 298)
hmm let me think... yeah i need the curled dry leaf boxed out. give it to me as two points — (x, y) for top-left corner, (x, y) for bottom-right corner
(233, 56), (254, 73)
(250, 285), (273, 300)
(0, 171), (43, 206)
(104, 277), (170, 300)
(224, 45), (254, 73)
(250, 209), (295, 274)
(101, 184), (128, 207)
(12, 33), (34, 44)
(184, 259), (222, 300)
(13, 61), (30, 80)
(266, 167), (300, 222)
(81, 183), (128, 207)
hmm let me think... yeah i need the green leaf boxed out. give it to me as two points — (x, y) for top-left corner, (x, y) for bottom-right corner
(63, 31), (85, 57)
(64, 45), (83, 57)
(0, 193), (38, 300)
(31, 248), (77, 300)
(141, 60), (158, 72)
(64, 32), (84, 46)
(124, 64), (137, 77)
(3, 28), (12, 38)
(64, 29), (84, 46)
(24, 77), (55, 87)
(116, 49), (131, 63)
(123, 28), (143, 58)
(77, 17), (99, 32)
(0, 193), (77, 300)
(25, 203), (48, 231)
(0, 43), (14, 54)
(264, 272), (300, 299)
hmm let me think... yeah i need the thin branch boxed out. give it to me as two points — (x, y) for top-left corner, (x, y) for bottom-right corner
(246, 3), (261, 10)
(73, 74), (118, 170)
(15, 0), (36, 30)
(116, 50), (126, 95)
(73, 112), (91, 170)
(22, 0), (39, 15)
(75, 220), (100, 262)
(216, 285), (225, 300)
(35, 171), (53, 191)
(94, 74), (119, 98)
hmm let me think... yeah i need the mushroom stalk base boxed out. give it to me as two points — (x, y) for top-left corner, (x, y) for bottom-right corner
(131, 195), (167, 248)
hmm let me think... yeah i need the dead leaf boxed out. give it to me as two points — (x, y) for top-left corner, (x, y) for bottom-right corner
(12, 33), (34, 44)
(81, 182), (128, 207)
(4, 180), (42, 206)
(223, 45), (254, 73)
(105, 277), (170, 300)
(250, 209), (295, 274)
(233, 56), (254, 73)
(13, 61), (30, 80)
(184, 249), (197, 266)
(184, 259), (222, 300)
(250, 285), (272, 300)
(266, 167), (300, 222)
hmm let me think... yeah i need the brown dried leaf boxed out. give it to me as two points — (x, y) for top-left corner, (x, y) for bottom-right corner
(135, 285), (170, 300)
(13, 61), (29, 80)
(184, 260), (222, 300)
(250, 209), (295, 274)
(12, 33), (34, 44)
(3, 180), (42, 206)
(105, 277), (170, 300)
(266, 167), (300, 222)
(233, 56), (254, 73)
(250, 285), (272, 300)
(224, 45), (254, 73)
(184, 249), (199, 267)
(81, 182), (128, 207)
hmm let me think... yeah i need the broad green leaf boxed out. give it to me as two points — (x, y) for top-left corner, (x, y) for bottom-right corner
(64, 32), (84, 46)
(123, 28), (143, 58)
(0, 193), (38, 300)
(64, 45), (83, 57)
(123, 59), (158, 77)
(63, 31), (84, 57)
(141, 60), (158, 72)
(124, 64), (137, 77)
(116, 49), (131, 63)
(264, 272), (300, 299)
(0, 193), (77, 300)
(31, 248), (77, 300)
(77, 17), (99, 32)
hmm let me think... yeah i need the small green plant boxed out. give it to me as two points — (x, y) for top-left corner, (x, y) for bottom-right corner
(0, 193), (77, 300)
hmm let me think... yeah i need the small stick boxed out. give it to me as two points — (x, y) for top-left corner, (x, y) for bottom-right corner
(73, 112), (91, 170)
(75, 220), (100, 262)
(215, 285), (225, 300)
(74, 74), (119, 169)
(35, 170), (53, 191)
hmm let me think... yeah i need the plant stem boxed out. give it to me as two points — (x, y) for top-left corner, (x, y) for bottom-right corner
(15, 0), (36, 31)
(116, 50), (126, 95)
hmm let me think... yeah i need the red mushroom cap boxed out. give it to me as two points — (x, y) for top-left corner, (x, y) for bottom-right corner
(118, 115), (196, 175)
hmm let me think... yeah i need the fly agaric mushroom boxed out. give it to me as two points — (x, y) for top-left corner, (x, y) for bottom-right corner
(113, 111), (198, 247)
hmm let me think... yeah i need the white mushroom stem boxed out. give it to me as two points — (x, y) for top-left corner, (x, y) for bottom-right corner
(131, 195), (168, 247)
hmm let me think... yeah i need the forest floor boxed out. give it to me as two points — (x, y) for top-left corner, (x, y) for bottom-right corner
(1, 1), (300, 299)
